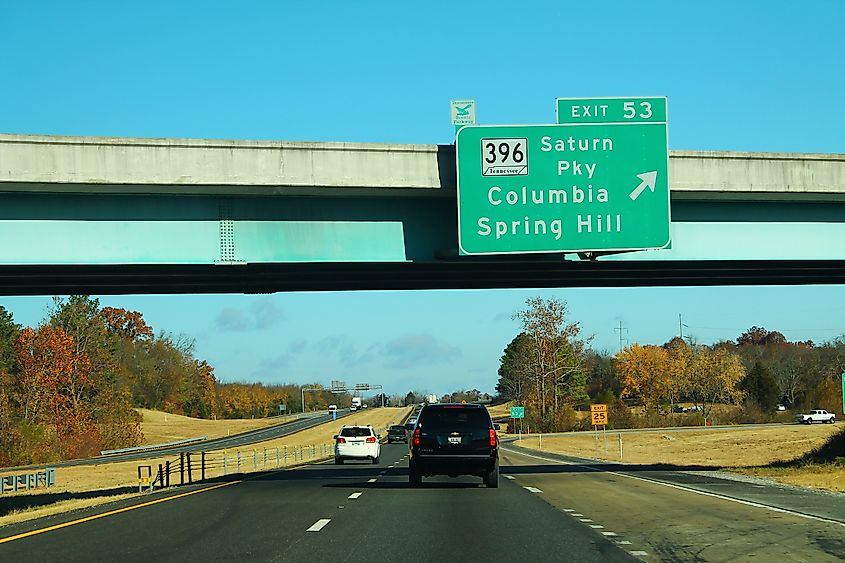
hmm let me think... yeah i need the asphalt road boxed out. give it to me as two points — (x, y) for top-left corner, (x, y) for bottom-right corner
(3, 442), (844, 562)
(0, 444), (635, 562)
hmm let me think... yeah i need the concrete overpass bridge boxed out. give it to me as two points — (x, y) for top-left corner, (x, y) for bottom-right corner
(1, 133), (844, 294)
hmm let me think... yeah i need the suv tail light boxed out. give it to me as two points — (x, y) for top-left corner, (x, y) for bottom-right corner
(365, 436), (376, 443)
(412, 427), (421, 447)
(336, 437), (346, 444)
(489, 428), (497, 447)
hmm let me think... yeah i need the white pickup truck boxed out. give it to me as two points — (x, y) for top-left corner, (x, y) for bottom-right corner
(795, 409), (836, 424)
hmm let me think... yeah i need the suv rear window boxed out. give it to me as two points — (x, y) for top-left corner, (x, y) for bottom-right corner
(419, 408), (489, 432)
(340, 427), (373, 437)
(389, 426), (405, 433)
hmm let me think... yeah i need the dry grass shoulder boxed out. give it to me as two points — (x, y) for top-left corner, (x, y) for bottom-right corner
(514, 423), (844, 492)
(486, 402), (514, 420)
(138, 408), (300, 445)
(0, 407), (411, 527)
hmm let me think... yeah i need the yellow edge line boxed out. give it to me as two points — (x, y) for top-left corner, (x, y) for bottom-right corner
(0, 480), (241, 545)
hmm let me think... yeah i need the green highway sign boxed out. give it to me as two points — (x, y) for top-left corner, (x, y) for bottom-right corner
(556, 96), (667, 124)
(456, 97), (669, 255)
(510, 406), (525, 419)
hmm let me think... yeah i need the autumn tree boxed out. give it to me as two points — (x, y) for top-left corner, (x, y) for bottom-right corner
(15, 325), (100, 458)
(615, 344), (673, 411)
(685, 347), (746, 418)
(511, 297), (588, 422)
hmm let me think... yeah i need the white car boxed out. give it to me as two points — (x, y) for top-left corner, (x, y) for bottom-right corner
(334, 425), (380, 464)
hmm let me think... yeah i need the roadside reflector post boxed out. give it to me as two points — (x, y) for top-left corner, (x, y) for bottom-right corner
(263, 448), (267, 467)
(539, 433), (542, 450)
(618, 433), (623, 462)
(237, 451), (241, 474)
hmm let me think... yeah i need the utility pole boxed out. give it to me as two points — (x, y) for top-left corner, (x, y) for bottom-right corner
(679, 314), (689, 343)
(614, 320), (628, 352)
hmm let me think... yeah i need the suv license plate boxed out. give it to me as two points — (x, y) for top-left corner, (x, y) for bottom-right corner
(448, 437), (461, 444)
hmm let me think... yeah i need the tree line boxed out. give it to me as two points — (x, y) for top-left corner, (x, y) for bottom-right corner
(0, 296), (353, 467)
(496, 298), (845, 432)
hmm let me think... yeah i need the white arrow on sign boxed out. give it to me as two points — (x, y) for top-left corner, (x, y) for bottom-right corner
(628, 171), (658, 201)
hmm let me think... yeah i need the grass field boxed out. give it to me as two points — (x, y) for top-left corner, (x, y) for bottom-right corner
(0, 407), (411, 527)
(138, 409), (302, 445)
(514, 423), (845, 492)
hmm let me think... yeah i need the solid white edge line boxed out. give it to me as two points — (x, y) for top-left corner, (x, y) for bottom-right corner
(501, 446), (845, 529)
(307, 519), (331, 532)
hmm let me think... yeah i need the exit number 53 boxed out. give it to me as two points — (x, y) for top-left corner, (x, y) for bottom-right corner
(623, 100), (653, 119)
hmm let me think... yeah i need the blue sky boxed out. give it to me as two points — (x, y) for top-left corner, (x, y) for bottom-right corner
(2, 1), (844, 396)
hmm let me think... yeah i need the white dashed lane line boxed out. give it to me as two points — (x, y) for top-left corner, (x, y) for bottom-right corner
(523, 486), (543, 493)
(503, 475), (515, 480)
(306, 519), (331, 532)
(348, 492), (362, 499)
(367, 478), (377, 483)
(630, 551), (648, 557)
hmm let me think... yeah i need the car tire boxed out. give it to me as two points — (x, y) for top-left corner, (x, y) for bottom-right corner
(335, 457), (344, 465)
(484, 464), (499, 488)
(372, 456), (379, 464)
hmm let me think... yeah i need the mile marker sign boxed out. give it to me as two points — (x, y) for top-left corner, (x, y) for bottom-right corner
(456, 97), (669, 255)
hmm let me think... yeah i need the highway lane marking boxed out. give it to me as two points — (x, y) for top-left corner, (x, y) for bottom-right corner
(630, 551), (648, 556)
(502, 446), (845, 529)
(580, 518), (593, 522)
(571, 513), (583, 517)
(601, 532), (618, 536)
(523, 486), (543, 493)
(616, 540), (632, 545)
(348, 492), (363, 499)
(503, 475), (515, 480)
(368, 478), (377, 483)
(589, 525), (604, 529)
(307, 519), (331, 532)
(0, 480), (241, 545)
(563, 508), (574, 512)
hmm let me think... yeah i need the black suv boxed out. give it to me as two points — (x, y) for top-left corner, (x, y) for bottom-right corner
(408, 403), (498, 488)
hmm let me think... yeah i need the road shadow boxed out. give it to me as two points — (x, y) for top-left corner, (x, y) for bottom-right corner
(503, 462), (724, 475)
(0, 486), (136, 517)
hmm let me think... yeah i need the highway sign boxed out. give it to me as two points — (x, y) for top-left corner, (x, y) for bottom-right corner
(456, 97), (669, 255)
(451, 100), (476, 126)
(511, 406), (525, 419)
(590, 403), (608, 426)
